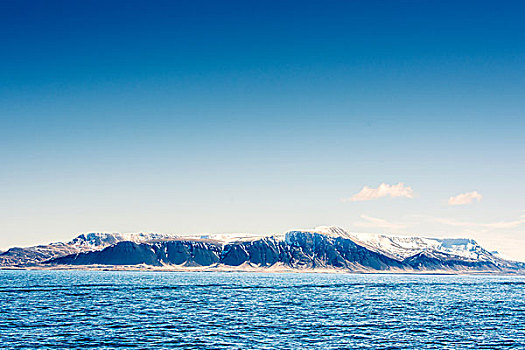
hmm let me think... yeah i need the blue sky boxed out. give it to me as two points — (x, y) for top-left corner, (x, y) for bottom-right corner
(1, 1), (525, 259)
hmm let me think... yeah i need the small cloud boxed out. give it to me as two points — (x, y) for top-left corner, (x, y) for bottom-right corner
(354, 214), (408, 229)
(345, 183), (414, 202)
(448, 191), (482, 206)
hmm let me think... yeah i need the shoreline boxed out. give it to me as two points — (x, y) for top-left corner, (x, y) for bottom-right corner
(1, 264), (523, 276)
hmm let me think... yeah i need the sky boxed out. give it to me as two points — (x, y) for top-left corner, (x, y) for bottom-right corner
(1, 0), (525, 260)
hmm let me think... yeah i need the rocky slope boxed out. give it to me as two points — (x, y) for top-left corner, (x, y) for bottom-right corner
(2, 227), (523, 273)
(46, 232), (407, 271)
(0, 232), (177, 267)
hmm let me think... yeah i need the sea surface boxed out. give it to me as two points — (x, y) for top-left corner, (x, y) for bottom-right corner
(0, 271), (524, 349)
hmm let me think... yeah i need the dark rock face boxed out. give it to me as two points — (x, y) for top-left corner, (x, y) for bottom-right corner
(244, 238), (281, 266)
(30, 231), (525, 273)
(220, 244), (249, 266)
(46, 232), (408, 271)
(50, 241), (222, 267)
(0, 243), (83, 267)
(403, 251), (500, 271)
(50, 242), (160, 266)
(156, 241), (221, 266)
(0, 233), (151, 267)
(220, 237), (281, 267)
(214, 232), (405, 270)
(282, 232), (405, 270)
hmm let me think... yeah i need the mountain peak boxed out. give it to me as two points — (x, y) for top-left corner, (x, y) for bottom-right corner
(313, 226), (351, 238)
(2, 227), (523, 271)
(69, 232), (179, 248)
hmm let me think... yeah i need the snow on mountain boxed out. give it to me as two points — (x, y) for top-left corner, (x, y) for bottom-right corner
(0, 232), (179, 267)
(310, 226), (495, 262)
(190, 232), (282, 243)
(9, 227), (495, 264)
(2, 226), (520, 270)
(311, 226), (355, 239)
(46, 229), (523, 272)
(72, 232), (281, 246)
(197, 226), (503, 264)
(69, 232), (179, 248)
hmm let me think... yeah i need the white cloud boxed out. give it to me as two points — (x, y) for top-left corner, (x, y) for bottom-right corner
(448, 191), (482, 206)
(433, 214), (525, 229)
(345, 183), (414, 202)
(484, 215), (525, 229)
(353, 214), (408, 229)
(433, 217), (476, 227)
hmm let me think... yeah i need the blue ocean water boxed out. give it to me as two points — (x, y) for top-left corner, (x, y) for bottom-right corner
(0, 271), (523, 349)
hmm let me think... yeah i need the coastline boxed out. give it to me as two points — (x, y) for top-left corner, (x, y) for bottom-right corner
(2, 263), (523, 276)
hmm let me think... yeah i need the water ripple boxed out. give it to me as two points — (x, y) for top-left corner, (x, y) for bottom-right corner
(1, 271), (524, 349)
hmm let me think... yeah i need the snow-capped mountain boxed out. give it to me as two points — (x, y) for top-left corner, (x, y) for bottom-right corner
(0, 232), (178, 267)
(1, 227), (523, 273)
(69, 232), (179, 248)
(340, 232), (489, 260)
(311, 226), (499, 261)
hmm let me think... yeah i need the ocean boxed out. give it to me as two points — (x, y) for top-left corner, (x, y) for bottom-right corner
(0, 271), (523, 349)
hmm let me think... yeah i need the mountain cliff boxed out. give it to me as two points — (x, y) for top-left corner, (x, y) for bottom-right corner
(1, 227), (523, 273)
(0, 232), (177, 267)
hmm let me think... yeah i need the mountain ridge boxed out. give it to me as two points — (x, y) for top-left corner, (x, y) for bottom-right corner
(1, 227), (523, 273)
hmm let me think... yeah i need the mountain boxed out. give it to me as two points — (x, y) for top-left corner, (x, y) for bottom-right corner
(0, 232), (177, 267)
(1, 227), (523, 273)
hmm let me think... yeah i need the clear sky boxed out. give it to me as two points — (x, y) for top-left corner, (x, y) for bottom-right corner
(1, 1), (525, 260)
